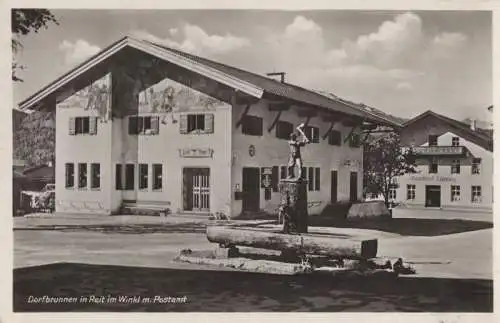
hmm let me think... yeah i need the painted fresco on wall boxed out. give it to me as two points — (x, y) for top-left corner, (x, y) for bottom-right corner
(138, 77), (223, 115)
(59, 73), (112, 121)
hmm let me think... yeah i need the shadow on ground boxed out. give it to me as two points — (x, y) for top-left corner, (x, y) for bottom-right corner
(13, 223), (207, 234)
(309, 218), (493, 236)
(14, 262), (492, 312)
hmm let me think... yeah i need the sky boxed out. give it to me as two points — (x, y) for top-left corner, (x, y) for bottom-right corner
(13, 9), (492, 121)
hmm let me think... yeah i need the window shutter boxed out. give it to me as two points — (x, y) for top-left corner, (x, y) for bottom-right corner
(69, 117), (76, 135)
(89, 117), (98, 135)
(308, 167), (314, 191)
(205, 113), (214, 133)
(315, 168), (320, 191)
(128, 117), (138, 135)
(179, 114), (188, 134)
(151, 116), (159, 135)
(272, 166), (279, 192)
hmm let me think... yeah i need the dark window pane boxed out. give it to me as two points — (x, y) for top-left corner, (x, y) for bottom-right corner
(139, 164), (148, 190)
(115, 164), (122, 190)
(125, 164), (135, 190)
(78, 163), (87, 188)
(91, 163), (100, 189)
(65, 163), (74, 188)
(153, 164), (162, 190)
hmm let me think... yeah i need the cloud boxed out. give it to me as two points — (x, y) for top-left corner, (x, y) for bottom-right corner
(132, 12), (477, 119)
(131, 24), (250, 56)
(59, 39), (101, 65)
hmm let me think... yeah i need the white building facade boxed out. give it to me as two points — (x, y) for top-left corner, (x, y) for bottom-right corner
(20, 37), (399, 217)
(396, 111), (493, 211)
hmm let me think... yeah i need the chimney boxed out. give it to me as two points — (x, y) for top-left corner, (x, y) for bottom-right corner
(266, 72), (286, 83)
(470, 119), (476, 131)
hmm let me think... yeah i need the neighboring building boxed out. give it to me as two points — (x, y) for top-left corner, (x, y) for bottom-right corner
(18, 36), (400, 216)
(12, 109), (27, 132)
(22, 163), (55, 191)
(396, 110), (493, 211)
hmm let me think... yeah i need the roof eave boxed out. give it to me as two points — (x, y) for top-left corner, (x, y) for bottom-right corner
(18, 36), (264, 111)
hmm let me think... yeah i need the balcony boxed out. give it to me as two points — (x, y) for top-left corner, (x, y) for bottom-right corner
(412, 146), (465, 156)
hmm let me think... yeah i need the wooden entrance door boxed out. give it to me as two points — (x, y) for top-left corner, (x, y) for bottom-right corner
(331, 170), (338, 203)
(425, 185), (441, 207)
(183, 168), (210, 212)
(349, 172), (358, 202)
(242, 167), (260, 211)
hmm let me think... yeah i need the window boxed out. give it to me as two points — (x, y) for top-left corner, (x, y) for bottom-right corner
(179, 113), (214, 134)
(76, 117), (90, 134)
(115, 164), (123, 190)
(471, 186), (482, 203)
(91, 163), (100, 189)
(125, 164), (135, 190)
(129, 116), (159, 135)
(139, 164), (148, 190)
(276, 121), (293, 140)
(472, 158), (481, 175)
(307, 167), (320, 191)
(349, 134), (361, 148)
(242, 115), (263, 136)
(452, 137), (460, 147)
(65, 163), (74, 188)
(407, 184), (416, 200)
(389, 186), (397, 200)
(451, 185), (460, 201)
(428, 135), (438, 146)
(304, 126), (320, 143)
(328, 130), (341, 146)
(451, 159), (461, 174)
(78, 163), (87, 189)
(69, 117), (98, 135)
(429, 157), (438, 174)
(188, 114), (205, 132)
(153, 164), (163, 191)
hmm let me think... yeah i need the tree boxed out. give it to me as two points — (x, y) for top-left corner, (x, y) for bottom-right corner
(12, 9), (59, 82)
(363, 132), (417, 208)
(13, 111), (55, 166)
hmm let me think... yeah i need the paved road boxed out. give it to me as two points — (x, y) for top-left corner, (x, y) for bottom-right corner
(13, 215), (493, 312)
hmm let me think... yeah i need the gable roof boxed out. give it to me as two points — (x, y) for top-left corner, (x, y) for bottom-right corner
(19, 36), (401, 128)
(403, 110), (493, 151)
(146, 41), (401, 128)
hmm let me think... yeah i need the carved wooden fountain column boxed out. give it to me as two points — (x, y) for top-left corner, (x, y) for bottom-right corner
(279, 178), (308, 234)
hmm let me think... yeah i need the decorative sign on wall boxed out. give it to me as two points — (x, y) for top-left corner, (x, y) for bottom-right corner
(249, 145), (256, 157)
(409, 175), (456, 182)
(261, 167), (273, 188)
(178, 148), (214, 158)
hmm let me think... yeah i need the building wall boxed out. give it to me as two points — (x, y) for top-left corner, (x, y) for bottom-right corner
(55, 74), (113, 214)
(396, 131), (493, 210)
(230, 100), (363, 217)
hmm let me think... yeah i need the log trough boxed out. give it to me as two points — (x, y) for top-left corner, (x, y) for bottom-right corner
(206, 225), (378, 260)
